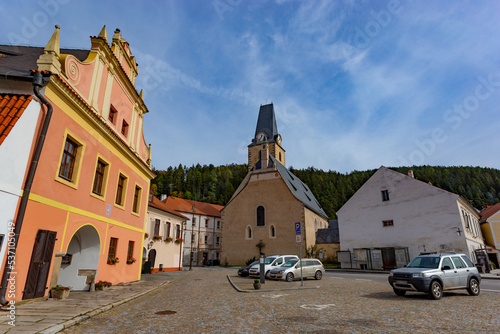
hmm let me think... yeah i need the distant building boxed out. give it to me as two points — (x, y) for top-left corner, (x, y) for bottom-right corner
(337, 166), (484, 270)
(315, 220), (340, 263)
(221, 103), (328, 266)
(146, 193), (188, 272)
(0, 26), (155, 302)
(479, 203), (500, 269)
(163, 196), (223, 266)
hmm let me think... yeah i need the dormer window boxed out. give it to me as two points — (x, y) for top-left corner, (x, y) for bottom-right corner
(121, 120), (129, 137)
(109, 106), (117, 124)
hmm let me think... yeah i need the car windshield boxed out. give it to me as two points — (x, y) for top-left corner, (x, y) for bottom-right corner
(406, 256), (440, 269)
(281, 260), (299, 267)
(264, 257), (277, 265)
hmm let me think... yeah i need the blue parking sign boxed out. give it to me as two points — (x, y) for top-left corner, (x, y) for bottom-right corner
(295, 222), (301, 235)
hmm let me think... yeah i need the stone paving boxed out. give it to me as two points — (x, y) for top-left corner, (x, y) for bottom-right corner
(60, 268), (499, 333)
(1, 268), (499, 333)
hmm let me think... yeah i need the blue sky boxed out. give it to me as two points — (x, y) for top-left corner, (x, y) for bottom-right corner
(1, 1), (499, 173)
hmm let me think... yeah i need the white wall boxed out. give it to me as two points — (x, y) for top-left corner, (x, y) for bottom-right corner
(338, 167), (477, 261)
(0, 100), (40, 271)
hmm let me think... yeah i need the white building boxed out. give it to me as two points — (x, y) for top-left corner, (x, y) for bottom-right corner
(163, 196), (223, 266)
(337, 166), (484, 270)
(145, 194), (188, 272)
(0, 92), (41, 272)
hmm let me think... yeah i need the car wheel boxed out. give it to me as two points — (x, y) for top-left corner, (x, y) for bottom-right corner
(467, 278), (480, 296)
(393, 288), (406, 296)
(286, 273), (294, 282)
(429, 281), (442, 300)
(314, 270), (322, 280)
(265, 270), (270, 279)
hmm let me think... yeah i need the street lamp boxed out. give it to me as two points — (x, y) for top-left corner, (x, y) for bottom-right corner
(452, 226), (462, 236)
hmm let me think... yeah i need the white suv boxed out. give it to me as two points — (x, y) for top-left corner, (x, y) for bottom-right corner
(249, 255), (299, 278)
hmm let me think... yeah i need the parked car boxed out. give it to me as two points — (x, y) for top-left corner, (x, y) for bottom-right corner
(388, 252), (481, 300)
(249, 255), (299, 278)
(238, 261), (259, 277)
(269, 258), (325, 282)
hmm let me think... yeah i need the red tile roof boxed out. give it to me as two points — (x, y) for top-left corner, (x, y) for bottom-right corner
(0, 94), (33, 146)
(480, 203), (500, 221)
(149, 195), (188, 220)
(164, 196), (223, 217)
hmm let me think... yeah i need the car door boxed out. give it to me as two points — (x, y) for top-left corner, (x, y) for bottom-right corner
(451, 256), (469, 287)
(440, 257), (458, 289)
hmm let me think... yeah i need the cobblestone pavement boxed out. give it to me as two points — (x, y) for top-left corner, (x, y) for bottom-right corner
(60, 267), (500, 334)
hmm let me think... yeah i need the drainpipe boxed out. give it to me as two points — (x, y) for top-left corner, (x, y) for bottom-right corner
(0, 71), (52, 305)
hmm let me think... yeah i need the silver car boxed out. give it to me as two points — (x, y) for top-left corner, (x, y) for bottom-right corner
(269, 258), (325, 282)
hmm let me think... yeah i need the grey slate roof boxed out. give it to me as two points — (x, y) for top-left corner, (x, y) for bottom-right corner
(0, 45), (89, 78)
(249, 103), (278, 146)
(270, 155), (328, 219)
(315, 220), (339, 244)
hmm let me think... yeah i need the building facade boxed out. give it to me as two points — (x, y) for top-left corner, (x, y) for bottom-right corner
(221, 103), (328, 266)
(479, 203), (500, 269)
(145, 194), (187, 273)
(163, 196), (223, 266)
(337, 167), (484, 270)
(0, 26), (155, 302)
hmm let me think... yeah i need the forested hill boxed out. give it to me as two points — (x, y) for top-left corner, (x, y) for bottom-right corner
(151, 165), (500, 218)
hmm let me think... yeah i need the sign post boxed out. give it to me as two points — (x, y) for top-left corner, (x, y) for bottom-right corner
(295, 222), (303, 286)
(259, 253), (265, 284)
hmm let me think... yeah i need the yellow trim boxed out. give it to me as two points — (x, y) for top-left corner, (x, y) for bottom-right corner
(114, 170), (129, 210)
(55, 129), (86, 189)
(61, 223), (102, 253)
(89, 154), (112, 201)
(28, 192), (144, 233)
(103, 223), (109, 255)
(59, 212), (71, 252)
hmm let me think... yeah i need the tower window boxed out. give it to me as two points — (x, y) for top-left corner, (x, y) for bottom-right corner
(381, 190), (390, 201)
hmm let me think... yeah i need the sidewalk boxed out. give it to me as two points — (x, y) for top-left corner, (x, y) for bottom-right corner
(0, 270), (191, 334)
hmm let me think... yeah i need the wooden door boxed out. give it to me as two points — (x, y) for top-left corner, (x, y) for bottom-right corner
(381, 248), (396, 269)
(23, 230), (57, 299)
(148, 249), (156, 268)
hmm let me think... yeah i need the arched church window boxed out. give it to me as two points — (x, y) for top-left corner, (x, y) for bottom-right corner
(314, 218), (317, 232)
(256, 206), (265, 226)
(246, 226), (252, 239)
(270, 225), (276, 238)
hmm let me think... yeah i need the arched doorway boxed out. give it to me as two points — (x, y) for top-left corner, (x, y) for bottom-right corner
(58, 225), (100, 290)
(148, 249), (157, 268)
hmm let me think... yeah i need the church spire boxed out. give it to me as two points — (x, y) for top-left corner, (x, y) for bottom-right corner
(36, 25), (61, 73)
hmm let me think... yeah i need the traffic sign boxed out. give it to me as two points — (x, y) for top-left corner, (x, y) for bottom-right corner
(295, 222), (301, 235)
(296, 234), (302, 245)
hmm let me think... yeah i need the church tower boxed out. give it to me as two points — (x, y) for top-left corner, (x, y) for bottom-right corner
(247, 103), (285, 170)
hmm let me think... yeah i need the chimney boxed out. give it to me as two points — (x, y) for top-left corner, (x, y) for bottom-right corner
(408, 170), (414, 178)
(160, 194), (167, 201)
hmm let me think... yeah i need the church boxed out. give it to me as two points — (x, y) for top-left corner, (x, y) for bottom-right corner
(220, 103), (329, 266)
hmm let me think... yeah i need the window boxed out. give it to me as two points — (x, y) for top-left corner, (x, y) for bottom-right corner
(92, 159), (107, 196)
(216, 221), (220, 229)
(191, 233), (196, 243)
(442, 257), (453, 269)
(381, 190), (390, 201)
(216, 237), (220, 245)
(256, 206), (265, 226)
(165, 222), (171, 238)
(59, 138), (78, 181)
(176, 225), (181, 239)
(382, 220), (394, 227)
(205, 218), (209, 228)
(204, 235), (208, 244)
(121, 120), (129, 137)
(192, 217), (196, 227)
(246, 226), (252, 239)
(154, 219), (160, 236)
(109, 106), (117, 124)
(127, 241), (134, 260)
(108, 237), (118, 259)
(270, 225), (276, 238)
(115, 174), (128, 206)
(132, 185), (142, 213)
(451, 256), (466, 269)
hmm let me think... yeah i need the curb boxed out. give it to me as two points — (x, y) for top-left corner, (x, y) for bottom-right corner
(226, 275), (319, 293)
(37, 281), (170, 334)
